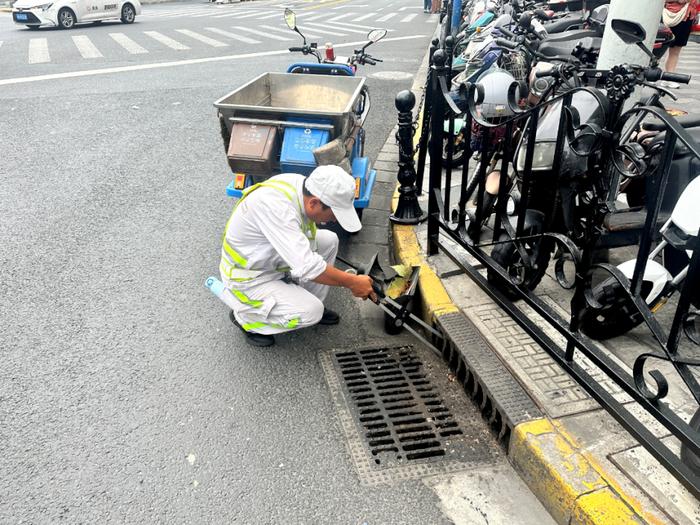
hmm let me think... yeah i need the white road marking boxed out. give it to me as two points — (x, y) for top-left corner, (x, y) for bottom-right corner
(401, 13), (417, 22)
(323, 19), (394, 31)
(295, 24), (345, 37)
(377, 13), (396, 22)
(399, 5), (421, 10)
(256, 12), (286, 20)
(0, 36), (423, 86)
(333, 3), (367, 7)
(303, 13), (328, 21)
(144, 31), (190, 50)
(28, 38), (50, 64)
(328, 13), (355, 21)
(305, 21), (366, 34)
(212, 10), (263, 18)
(232, 25), (294, 41)
(259, 24), (319, 38)
(110, 32), (148, 54)
(205, 27), (261, 44)
(175, 29), (228, 47)
(72, 35), (103, 58)
(426, 14), (438, 22)
(352, 13), (374, 22)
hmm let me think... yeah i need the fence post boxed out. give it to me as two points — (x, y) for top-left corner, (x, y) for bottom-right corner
(428, 49), (447, 256)
(391, 90), (426, 225)
(415, 38), (440, 195)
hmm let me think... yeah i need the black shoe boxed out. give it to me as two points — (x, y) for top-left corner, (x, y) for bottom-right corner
(229, 311), (275, 347)
(319, 308), (340, 325)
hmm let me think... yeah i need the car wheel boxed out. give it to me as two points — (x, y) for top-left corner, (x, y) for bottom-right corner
(57, 7), (76, 29)
(121, 3), (135, 23)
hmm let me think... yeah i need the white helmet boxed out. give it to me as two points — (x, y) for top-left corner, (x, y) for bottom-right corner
(475, 69), (519, 120)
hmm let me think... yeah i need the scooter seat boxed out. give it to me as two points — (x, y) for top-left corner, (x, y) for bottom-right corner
(646, 125), (700, 157)
(543, 15), (586, 34)
(537, 41), (578, 59)
(542, 28), (598, 44)
(604, 209), (670, 233)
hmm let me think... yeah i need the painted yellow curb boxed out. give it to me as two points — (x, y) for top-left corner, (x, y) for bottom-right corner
(510, 419), (665, 525)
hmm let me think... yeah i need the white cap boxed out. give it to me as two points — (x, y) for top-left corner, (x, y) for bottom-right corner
(306, 165), (362, 233)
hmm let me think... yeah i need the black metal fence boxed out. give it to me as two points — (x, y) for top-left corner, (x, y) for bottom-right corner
(412, 1), (700, 497)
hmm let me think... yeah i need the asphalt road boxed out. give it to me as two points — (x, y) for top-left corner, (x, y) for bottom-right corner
(0, 1), (554, 522)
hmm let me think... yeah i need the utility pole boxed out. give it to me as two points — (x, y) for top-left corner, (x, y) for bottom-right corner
(597, 0), (664, 70)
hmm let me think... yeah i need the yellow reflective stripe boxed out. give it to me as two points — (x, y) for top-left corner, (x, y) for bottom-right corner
(242, 321), (267, 331)
(222, 241), (247, 268)
(242, 318), (300, 332)
(231, 289), (263, 308)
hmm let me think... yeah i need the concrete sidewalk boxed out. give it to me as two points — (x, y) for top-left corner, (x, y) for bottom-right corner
(381, 47), (700, 525)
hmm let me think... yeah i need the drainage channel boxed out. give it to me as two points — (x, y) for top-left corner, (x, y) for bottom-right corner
(320, 344), (501, 485)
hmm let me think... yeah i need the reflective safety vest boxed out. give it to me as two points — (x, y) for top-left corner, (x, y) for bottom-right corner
(219, 179), (318, 289)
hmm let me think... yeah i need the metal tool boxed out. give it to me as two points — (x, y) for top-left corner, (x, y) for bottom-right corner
(336, 253), (445, 357)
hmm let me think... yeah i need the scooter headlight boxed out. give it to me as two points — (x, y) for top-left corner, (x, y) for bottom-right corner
(515, 141), (556, 172)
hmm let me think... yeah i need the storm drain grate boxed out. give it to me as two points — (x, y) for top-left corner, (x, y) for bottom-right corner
(321, 344), (500, 485)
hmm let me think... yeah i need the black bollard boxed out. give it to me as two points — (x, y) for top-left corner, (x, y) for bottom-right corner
(390, 90), (427, 225)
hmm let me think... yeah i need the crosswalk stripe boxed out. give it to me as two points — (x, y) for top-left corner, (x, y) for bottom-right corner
(110, 32), (148, 54)
(258, 24), (316, 38)
(377, 13), (396, 22)
(28, 38), (50, 64)
(144, 31), (190, 50)
(212, 10), (263, 18)
(72, 35), (103, 58)
(296, 24), (346, 37)
(176, 29), (228, 47)
(426, 14), (438, 22)
(232, 25), (294, 41)
(328, 13), (355, 21)
(352, 13), (374, 21)
(305, 21), (367, 34)
(205, 27), (261, 44)
(304, 13), (328, 21)
(256, 12), (286, 20)
(322, 19), (393, 31)
(401, 13), (417, 22)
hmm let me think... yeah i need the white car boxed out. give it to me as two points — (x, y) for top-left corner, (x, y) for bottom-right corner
(12, 0), (141, 29)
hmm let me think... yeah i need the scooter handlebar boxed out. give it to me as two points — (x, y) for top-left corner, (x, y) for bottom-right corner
(289, 46), (305, 53)
(661, 71), (691, 84)
(495, 38), (519, 50)
(498, 26), (516, 39)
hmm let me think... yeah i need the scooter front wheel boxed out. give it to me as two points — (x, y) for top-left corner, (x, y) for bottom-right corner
(487, 234), (552, 301)
(579, 277), (645, 340)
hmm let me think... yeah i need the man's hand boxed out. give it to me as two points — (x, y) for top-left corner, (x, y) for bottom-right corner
(349, 274), (375, 300)
(313, 265), (378, 301)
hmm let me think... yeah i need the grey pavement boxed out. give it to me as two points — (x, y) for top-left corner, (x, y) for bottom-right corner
(0, 0), (555, 522)
(407, 42), (700, 524)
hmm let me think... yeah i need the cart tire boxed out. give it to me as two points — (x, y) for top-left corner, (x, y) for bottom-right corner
(57, 7), (76, 29)
(121, 3), (136, 23)
(680, 408), (700, 476)
(487, 233), (551, 301)
(579, 277), (645, 340)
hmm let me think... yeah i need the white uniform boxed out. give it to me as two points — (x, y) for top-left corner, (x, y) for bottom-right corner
(220, 174), (339, 335)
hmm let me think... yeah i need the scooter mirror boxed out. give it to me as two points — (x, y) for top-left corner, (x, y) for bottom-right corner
(284, 8), (297, 30)
(611, 19), (646, 45)
(368, 28), (388, 43)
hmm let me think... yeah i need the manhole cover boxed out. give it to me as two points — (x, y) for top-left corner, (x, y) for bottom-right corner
(320, 344), (500, 485)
